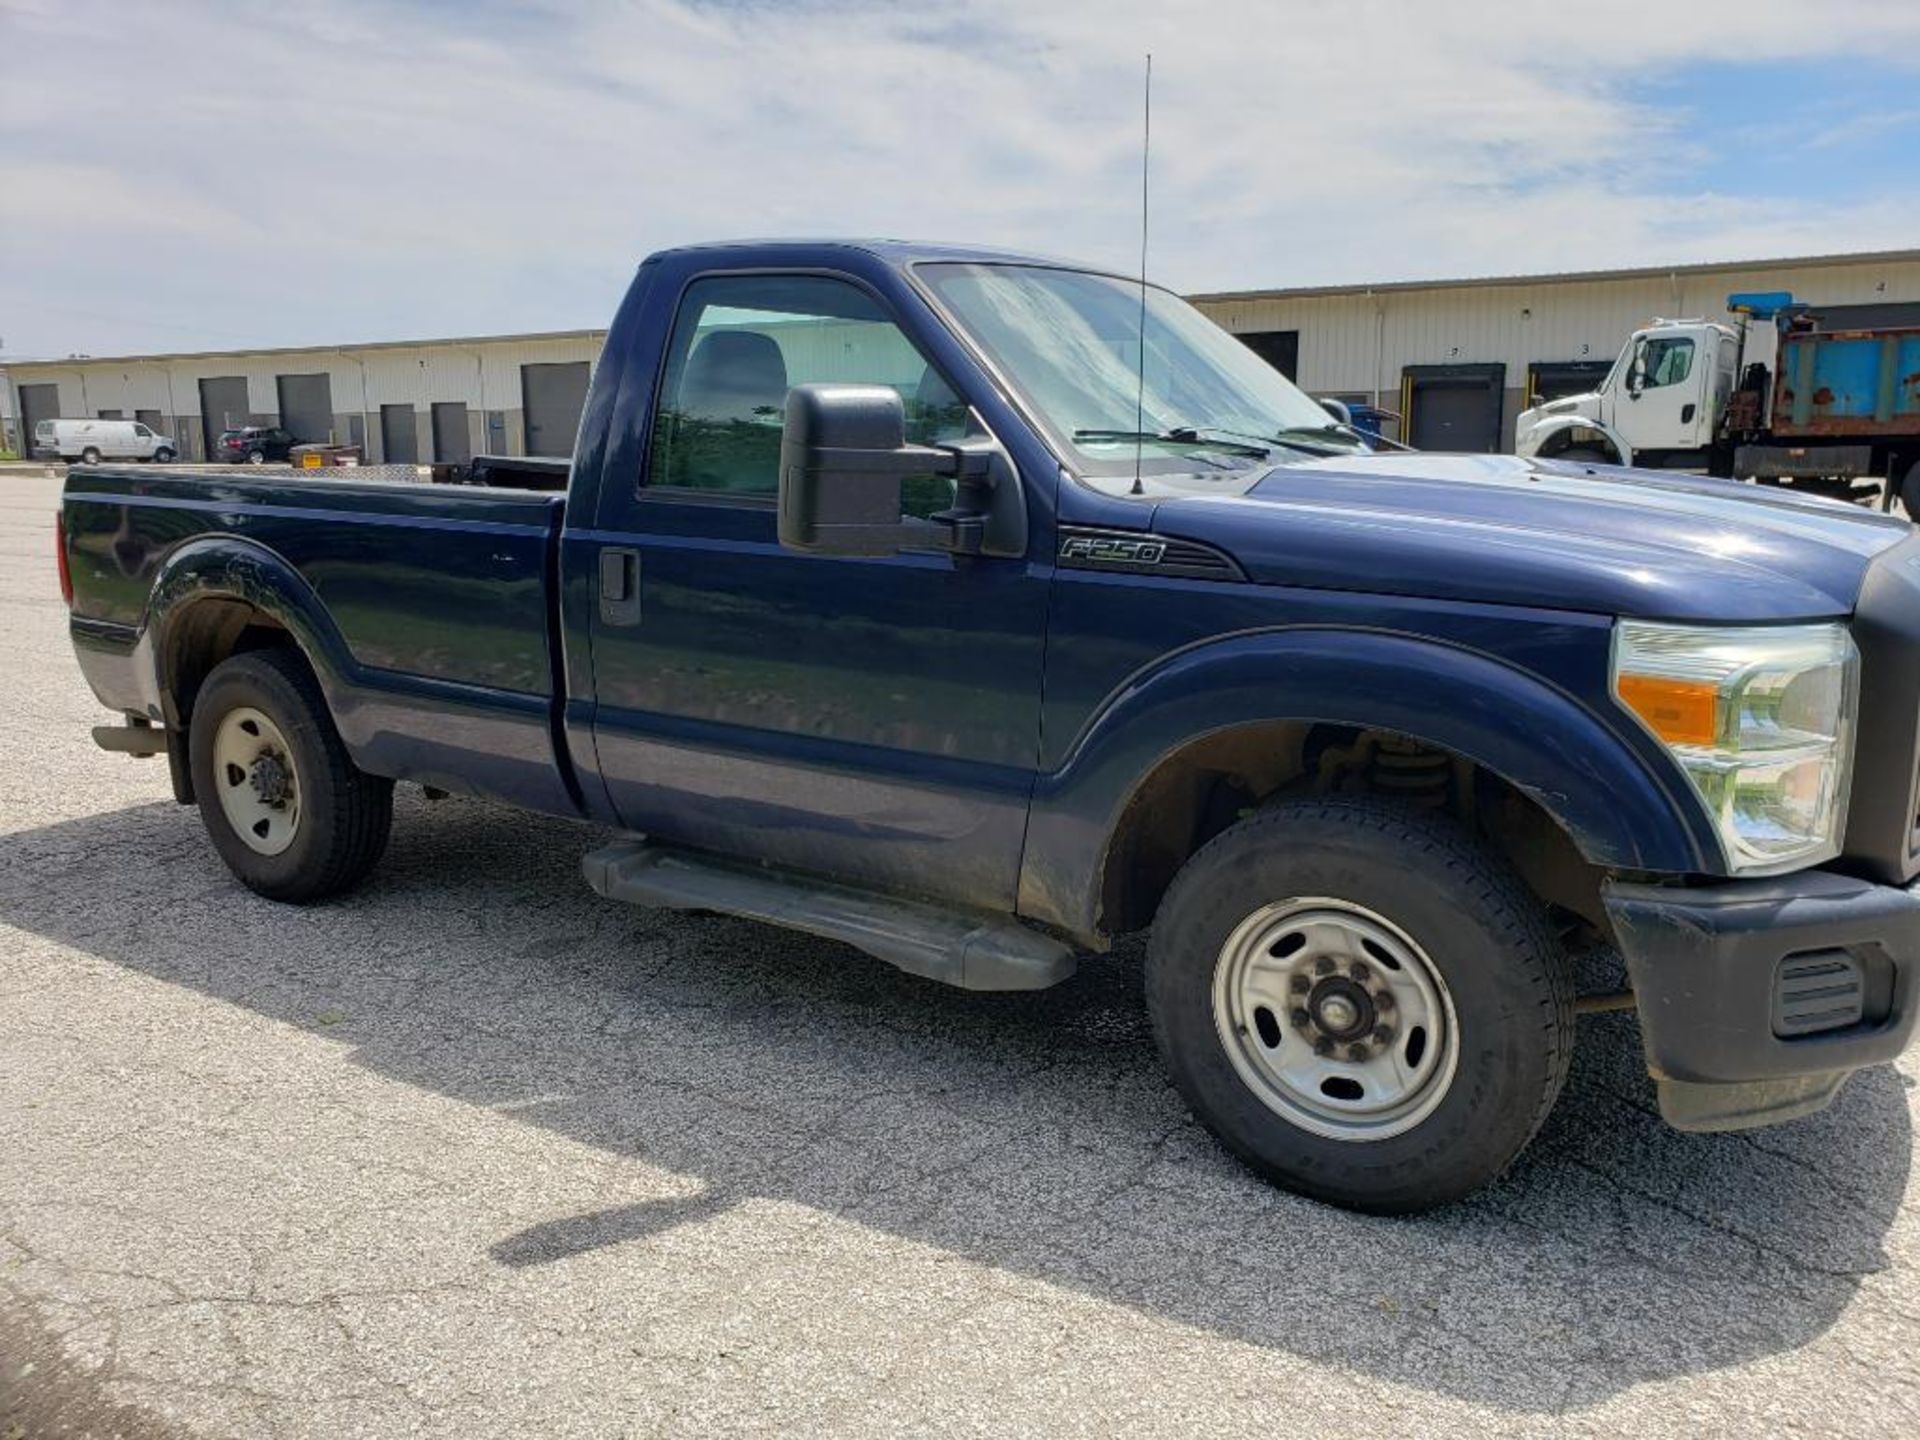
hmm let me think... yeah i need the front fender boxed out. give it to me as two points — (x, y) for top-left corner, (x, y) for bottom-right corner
(1016, 628), (1717, 942)
(1515, 412), (1633, 465)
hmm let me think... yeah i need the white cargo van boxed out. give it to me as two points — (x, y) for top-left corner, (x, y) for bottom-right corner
(34, 418), (177, 463)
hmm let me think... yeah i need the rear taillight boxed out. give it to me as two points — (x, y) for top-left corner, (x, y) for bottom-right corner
(55, 512), (74, 607)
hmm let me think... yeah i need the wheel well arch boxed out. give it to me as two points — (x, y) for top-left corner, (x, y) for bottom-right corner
(1093, 720), (1602, 938)
(1530, 419), (1627, 465)
(158, 596), (302, 726)
(144, 538), (350, 731)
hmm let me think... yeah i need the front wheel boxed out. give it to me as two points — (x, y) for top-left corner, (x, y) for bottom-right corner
(188, 648), (393, 901)
(153, 447), (175, 463)
(1147, 797), (1573, 1213)
(247, 449), (267, 464)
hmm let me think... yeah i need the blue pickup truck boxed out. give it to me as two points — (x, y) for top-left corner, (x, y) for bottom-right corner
(58, 241), (1920, 1212)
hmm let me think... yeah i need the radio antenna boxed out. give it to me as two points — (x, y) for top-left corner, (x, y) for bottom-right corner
(1131, 52), (1152, 497)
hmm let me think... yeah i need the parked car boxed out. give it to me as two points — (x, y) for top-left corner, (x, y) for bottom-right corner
(217, 426), (296, 464)
(34, 418), (176, 464)
(55, 239), (1920, 1214)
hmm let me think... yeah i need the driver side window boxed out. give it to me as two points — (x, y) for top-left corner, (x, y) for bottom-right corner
(646, 273), (971, 516)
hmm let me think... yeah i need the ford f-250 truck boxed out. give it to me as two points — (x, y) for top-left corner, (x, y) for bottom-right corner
(58, 241), (1920, 1213)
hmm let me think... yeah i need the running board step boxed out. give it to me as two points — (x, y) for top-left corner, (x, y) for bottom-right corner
(582, 840), (1076, 992)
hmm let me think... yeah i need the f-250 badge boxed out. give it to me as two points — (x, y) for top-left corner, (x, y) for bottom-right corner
(1059, 534), (1168, 565)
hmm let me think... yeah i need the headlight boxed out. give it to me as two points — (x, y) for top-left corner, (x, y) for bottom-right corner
(1612, 621), (1858, 874)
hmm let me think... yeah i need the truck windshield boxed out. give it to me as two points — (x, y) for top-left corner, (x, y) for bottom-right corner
(917, 262), (1366, 475)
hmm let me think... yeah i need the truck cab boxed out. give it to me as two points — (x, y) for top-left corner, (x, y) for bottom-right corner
(1515, 319), (1740, 469)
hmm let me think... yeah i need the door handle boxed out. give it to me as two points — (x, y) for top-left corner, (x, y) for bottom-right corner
(598, 547), (641, 626)
(1681, 403), (1696, 424)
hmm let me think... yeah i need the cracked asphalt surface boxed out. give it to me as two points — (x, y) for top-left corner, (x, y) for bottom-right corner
(3, 470), (1919, 1437)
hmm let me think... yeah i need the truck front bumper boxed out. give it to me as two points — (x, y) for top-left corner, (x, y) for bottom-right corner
(1604, 869), (1920, 1131)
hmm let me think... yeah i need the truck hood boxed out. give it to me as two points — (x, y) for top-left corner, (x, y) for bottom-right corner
(1150, 453), (1909, 622)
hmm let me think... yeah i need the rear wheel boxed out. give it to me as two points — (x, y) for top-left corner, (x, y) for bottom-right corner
(80, 447), (101, 465)
(1147, 797), (1574, 1213)
(188, 648), (392, 901)
(247, 449), (267, 464)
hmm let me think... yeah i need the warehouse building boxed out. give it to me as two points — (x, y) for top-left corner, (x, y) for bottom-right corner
(7, 247), (1918, 464)
(5, 329), (606, 464)
(1190, 247), (1920, 451)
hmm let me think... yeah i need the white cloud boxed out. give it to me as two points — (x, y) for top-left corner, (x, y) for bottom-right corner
(1, 0), (1916, 355)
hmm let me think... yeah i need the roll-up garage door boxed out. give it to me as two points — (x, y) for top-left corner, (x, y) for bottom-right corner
(276, 373), (334, 444)
(1400, 363), (1506, 453)
(380, 404), (418, 463)
(521, 362), (590, 456)
(18, 383), (60, 449)
(199, 376), (251, 458)
(1525, 360), (1613, 408)
(431, 402), (472, 463)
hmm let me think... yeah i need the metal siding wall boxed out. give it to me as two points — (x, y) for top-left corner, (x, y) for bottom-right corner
(1194, 256), (1920, 424)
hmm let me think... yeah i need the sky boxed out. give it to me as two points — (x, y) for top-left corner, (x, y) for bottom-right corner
(1, 0), (1917, 360)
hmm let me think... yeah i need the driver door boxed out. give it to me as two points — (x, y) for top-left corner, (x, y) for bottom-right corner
(1623, 333), (1705, 451)
(585, 269), (1050, 910)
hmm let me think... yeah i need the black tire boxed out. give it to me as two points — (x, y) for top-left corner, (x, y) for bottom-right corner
(247, 449), (266, 464)
(1899, 459), (1920, 522)
(153, 447), (175, 463)
(80, 447), (101, 465)
(1146, 797), (1574, 1214)
(1557, 446), (1613, 466)
(188, 648), (392, 902)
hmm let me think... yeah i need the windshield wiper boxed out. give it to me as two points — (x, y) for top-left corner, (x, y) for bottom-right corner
(1268, 424), (1367, 449)
(1072, 427), (1274, 459)
(1272, 422), (1407, 452)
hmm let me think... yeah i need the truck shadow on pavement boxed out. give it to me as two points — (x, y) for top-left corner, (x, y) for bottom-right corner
(2, 795), (1911, 1414)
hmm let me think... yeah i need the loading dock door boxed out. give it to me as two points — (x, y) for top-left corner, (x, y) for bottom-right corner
(199, 376), (251, 458)
(1401, 363), (1506, 453)
(18, 384), (60, 447)
(431, 402), (471, 463)
(521, 362), (590, 456)
(380, 404), (418, 464)
(1526, 359), (1612, 408)
(276, 373), (334, 444)
(1237, 330), (1300, 381)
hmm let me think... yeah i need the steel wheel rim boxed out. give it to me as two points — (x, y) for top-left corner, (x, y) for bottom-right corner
(212, 705), (301, 856)
(1211, 897), (1459, 1142)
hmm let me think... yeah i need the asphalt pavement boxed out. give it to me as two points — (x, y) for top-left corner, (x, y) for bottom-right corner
(3, 471), (1917, 1437)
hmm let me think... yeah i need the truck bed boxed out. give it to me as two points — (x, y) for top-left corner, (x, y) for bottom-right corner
(63, 464), (576, 814)
(1773, 324), (1920, 439)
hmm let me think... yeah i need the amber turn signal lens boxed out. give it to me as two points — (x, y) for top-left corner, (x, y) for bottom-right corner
(1617, 674), (1718, 746)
